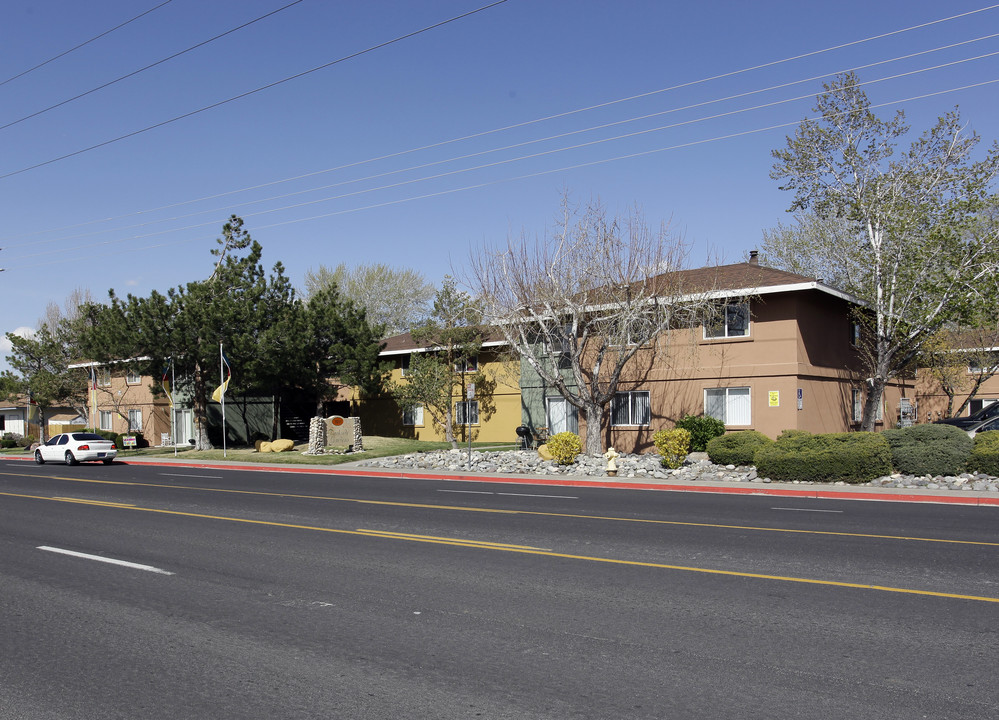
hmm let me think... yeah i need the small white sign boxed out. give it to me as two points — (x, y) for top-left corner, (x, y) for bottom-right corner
(467, 382), (475, 399)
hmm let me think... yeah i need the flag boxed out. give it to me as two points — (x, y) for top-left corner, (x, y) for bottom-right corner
(211, 352), (232, 403)
(161, 362), (173, 406)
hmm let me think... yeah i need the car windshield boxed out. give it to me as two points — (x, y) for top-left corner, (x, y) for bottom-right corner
(71, 433), (106, 441)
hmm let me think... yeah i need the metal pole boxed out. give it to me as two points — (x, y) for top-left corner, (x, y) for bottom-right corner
(171, 358), (177, 457)
(220, 342), (227, 459)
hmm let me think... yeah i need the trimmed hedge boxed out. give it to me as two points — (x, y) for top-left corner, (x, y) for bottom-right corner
(882, 423), (972, 477)
(969, 431), (999, 476)
(754, 431), (892, 484)
(706, 430), (773, 466)
(674, 415), (726, 452)
(547, 432), (582, 465)
(652, 428), (691, 469)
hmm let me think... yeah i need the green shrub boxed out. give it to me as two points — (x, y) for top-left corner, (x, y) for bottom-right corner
(547, 432), (582, 465)
(674, 415), (726, 452)
(754, 431), (892, 484)
(706, 430), (774, 466)
(969, 431), (999, 476)
(652, 428), (691, 469)
(1, 432), (23, 449)
(777, 429), (811, 441)
(883, 423), (972, 476)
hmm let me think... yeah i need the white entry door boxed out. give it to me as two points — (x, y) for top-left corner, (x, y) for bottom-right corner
(173, 409), (194, 445)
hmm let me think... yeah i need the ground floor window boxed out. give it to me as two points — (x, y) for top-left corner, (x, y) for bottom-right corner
(402, 404), (423, 426)
(455, 400), (479, 426)
(612, 391), (650, 426)
(852, 388), (884, 422)
(99, 410), (112, 431)
(705, 387), (751, 425)
(128, 408), (142, 432)
(969, 398), (997, 415)
(545, 396), (578, 434)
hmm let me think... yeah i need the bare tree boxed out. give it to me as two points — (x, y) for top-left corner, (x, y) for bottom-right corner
(467, 195), (714, 456)
(304, 262), (434, 336)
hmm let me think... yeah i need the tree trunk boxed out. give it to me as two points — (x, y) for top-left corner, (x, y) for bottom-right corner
(860, 380), (885, 432)
(192, 360), (213, 450)
(583, 402), (603, 455)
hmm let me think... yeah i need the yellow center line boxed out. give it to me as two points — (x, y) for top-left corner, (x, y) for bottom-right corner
(53, 497), (136, 508)
(1, 471), (997, 547)
(3, 488), (999, 604)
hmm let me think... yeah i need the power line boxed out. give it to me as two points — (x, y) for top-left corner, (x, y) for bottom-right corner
(0, 0), (306, 132)
(0, 0), (511, 182)
(0, 1), (173, 89)
(6, 32), (997, 251)
(1, 2), (993, 245)
(7, 76), (997, 271)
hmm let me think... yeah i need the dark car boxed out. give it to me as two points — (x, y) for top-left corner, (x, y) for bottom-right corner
(935, 401), (999, 429)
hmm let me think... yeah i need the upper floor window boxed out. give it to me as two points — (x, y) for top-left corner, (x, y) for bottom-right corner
(455, 356), (478, 373)
(704, 303), (749, 339)
(126, 369), (141, 384)
(968, 352), (999, 374)
(850, 321), (862, 347)
(612, 391), (650, 426)
(97, 368), (112, 387)
(400, 355), (411, 377)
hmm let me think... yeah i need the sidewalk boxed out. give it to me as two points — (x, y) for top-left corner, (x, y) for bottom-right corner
(12, 451), (997, 507)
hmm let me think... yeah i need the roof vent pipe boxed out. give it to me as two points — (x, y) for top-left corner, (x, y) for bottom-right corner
(748, 250), (759, 265)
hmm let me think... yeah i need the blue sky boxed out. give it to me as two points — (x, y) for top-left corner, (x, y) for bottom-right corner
(2, 0), (998, 369)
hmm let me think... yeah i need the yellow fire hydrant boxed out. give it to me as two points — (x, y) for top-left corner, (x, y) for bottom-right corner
(604, 447), (619, 477)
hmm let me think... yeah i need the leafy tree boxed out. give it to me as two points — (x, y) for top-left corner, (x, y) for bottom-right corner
(304, 262), (434, 335)
(394, 277), (484, 448)
(769, 72), (999, 430)
(297, 282), (387, 417)
(922, 318), (999, 419)
(468, 195), (714, 456)
(3, 324), (87, 441)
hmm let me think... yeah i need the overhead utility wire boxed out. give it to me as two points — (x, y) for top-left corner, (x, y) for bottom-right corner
(1, 1), (991, 243)
(0, 0), (510, 182)
(8, 36), (998, 251)
(0, 0), (306, 132)
(10, 72), (997, 267)
(0, 1), (173, 89)
(17, 78), (999, 272)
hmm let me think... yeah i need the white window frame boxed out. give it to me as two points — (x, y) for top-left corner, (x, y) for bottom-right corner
(850, 321), (862, 347)
(125, 369), (141, 385)
(455, 355), (478, 373)
(127, 408), (142, 432)
(611, 391), (651, 426)
(704, 303), (750, 340)
(402, 404), (423, 426)
(968, 352), (999, 374)
(400, 355), (411, 377)
(852, 388), (884, 423)
(455, 400), (479, 426)
(99, 410), (113, 431)
(705, 386), (751, 426)
(97, 368), (112, 387)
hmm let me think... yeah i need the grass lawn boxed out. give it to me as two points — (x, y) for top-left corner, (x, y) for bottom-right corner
(119, 436), (520, 465)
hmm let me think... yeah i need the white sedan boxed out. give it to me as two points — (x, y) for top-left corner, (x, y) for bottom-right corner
(35, 433), (118, 465)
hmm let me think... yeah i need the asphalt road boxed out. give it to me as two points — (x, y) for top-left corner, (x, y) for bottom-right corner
(2, 457), (998, 719)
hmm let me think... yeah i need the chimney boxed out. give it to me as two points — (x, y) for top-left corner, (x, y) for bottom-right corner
(749, 250), (759, 265)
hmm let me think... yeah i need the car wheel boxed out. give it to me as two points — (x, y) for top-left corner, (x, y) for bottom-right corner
(102, 458), (114, 465)
(34, 449), (44, 465)
(65, 450), (79, 466)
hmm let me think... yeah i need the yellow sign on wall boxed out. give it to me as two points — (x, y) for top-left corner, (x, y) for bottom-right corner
(769, 391), (780, 407)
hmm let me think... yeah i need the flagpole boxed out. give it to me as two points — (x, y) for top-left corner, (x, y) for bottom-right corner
(171, 357), (177, 457)
(220, 342), (227, 459)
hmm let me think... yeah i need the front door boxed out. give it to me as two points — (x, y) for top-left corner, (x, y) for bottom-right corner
(546, 397), (577, 435)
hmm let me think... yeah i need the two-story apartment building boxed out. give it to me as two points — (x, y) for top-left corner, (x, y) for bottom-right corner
(359, 331), (523, 443)
(520, 256), (913, 453)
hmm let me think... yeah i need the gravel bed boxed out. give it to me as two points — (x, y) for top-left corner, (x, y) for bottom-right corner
(359, 449), (999, 492)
